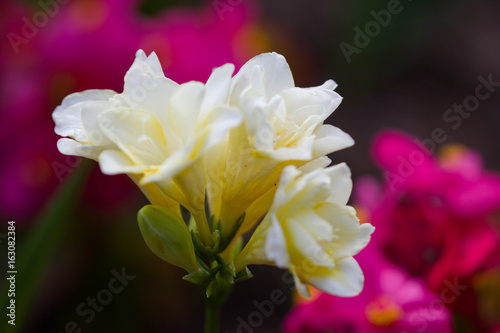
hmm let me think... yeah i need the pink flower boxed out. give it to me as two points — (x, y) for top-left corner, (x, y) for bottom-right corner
(353, 130), (500, 328)
(359, 130), (500, 290)
(283, 246), (453, 333)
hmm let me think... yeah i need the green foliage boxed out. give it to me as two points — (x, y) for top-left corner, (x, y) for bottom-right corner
(0, 160), (94, 333)
(138, 205), (199, 273)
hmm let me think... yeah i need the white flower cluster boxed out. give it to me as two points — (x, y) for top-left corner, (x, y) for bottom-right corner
(53, 50), (374, 296)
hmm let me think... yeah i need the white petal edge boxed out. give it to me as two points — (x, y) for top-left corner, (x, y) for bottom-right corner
(53, 89), (116, 140)
(312, 124), (355, 157)
(298, 156), (332, 174)
(324, 163), (353, 205)
(57, 138), (102, 160)
(290, 266), (311, 298)
(260, 136), (315, 161)
(232, 52), (294, 99)
(315, 203), (375, 259)
(265, 215), (290, 268)
(307, 256), (364, 297)
(201, 63), (235, 116)
(99, 150), (147, 175)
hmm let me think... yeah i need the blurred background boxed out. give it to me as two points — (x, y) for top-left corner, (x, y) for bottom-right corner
(1, 0), (499, 332)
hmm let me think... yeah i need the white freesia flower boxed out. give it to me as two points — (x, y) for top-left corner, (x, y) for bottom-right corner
(53, 50), (357, 251)
(230, 52), (353, 160)
(207, 52), (354, 239)
(53, 50), (242, 242)
(234, 164), (374, 297)
(52, 48), (374, 317)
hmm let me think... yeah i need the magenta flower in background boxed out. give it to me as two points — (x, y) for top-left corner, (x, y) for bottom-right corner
(360, 130), (500, 287)
(354, 130), (500, 324)
(283, 245), (453, 333)
(0, 0), (266, 223)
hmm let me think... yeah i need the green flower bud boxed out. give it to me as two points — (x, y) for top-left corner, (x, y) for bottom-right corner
(138, 205), (199, 273)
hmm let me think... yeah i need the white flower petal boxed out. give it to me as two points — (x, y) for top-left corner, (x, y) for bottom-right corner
(307, 257), (364, 297)
(293, 211), (333, 242)
(290, 266), (311, 298)
(53, 89), (116, 141)
(120, 50), (178, 128)
(99, 150), (146, 175)
(141, 147), (194, 184)
(202, 63), (235, 116)
(270, 165), (302, 208)
(324, 163), (353, 205)
(320, 79), (338, 90)
(285, 217), (334, 267)
(279, 86), (342, 125)
(312, 124), (354, 157)
(53, 106), (87, 141)
(80, 100), (117, 148)
(126, 50), (165, 80)
(144, 106), (241, 186)
(236, 164), (373, 298)
(167, 81), (205, 143)
(201, 105), (243, 151)
(55, 89), (116, 113)
(98, 109), (168, 166)
(298, 156), (332, 174)
(232, 52), (294, 100)
(140, 50), (164, 75)
(274, 168), (331, 213)
(261, 136), (315, 161)
(252, 117), (276, 152)
(265, 215), (290, 268)
(57, 138), (102, 160)
(315, 202), (375, 259)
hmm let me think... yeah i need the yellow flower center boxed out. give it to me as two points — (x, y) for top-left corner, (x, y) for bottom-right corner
(365, 294), (403, 326)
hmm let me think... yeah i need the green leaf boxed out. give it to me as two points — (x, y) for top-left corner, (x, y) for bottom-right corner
(138, 205), (198, 273)
(211, 230), (220, 255)
(210, 271), (233, 302)
(191, 229), (221, 263)
(183, 269), (212, 286)
(0, 160), (93, 333)
(229, 237), (244, 261)
(219, 262), (236, 284)
(192, 230), (213, 261)
(235, 267), (254, 282)
(206, 278), (218, 298)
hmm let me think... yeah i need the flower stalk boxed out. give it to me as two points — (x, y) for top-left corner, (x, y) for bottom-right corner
(193, 209), (214, 247)
(52, 49), (375, 331)
(204, 297), (220, 333)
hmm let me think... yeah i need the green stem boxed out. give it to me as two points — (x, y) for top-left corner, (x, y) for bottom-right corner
(0, 160), (94, 333)
(193, 210), (213, 246)
(204, 297), (221, 333)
